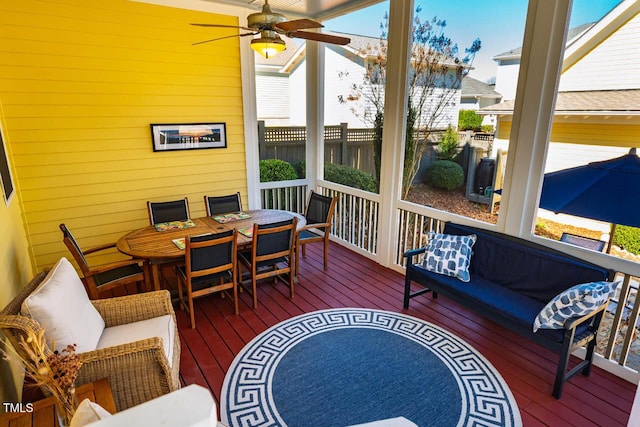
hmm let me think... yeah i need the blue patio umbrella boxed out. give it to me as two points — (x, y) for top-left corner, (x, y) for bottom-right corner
(539, 148), (640, 252)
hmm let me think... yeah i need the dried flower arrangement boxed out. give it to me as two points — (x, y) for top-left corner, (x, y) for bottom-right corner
(0, 324), (82, 426)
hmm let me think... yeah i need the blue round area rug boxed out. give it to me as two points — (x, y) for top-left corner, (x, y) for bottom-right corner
(220, 308), (521, 427)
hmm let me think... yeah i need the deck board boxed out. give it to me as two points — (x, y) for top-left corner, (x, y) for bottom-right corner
(174, 242), (635, 426)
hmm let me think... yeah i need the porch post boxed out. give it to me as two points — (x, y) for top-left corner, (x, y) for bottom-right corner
(306, 39), (325, 191)
(376, 0), (414, 267)
(239, 14), (261, 210)
(497, 0), (572, 238)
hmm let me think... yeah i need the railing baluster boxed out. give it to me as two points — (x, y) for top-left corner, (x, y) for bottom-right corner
(605, 274), (632, 359)
(618, 278), (640, 366)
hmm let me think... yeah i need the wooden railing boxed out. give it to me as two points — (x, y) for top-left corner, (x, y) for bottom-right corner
(319, 182), (380, 256)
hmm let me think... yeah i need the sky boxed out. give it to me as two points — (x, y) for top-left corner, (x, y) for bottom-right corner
(324, 0), (623, 82)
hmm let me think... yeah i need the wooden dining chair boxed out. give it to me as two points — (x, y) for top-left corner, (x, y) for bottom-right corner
(147, 198), (190, 225)
(204, 192), (242, 216)
(59, 223), (149, 299)
(177, 230), (238, 328)
(238, 218), (297, 309)
(296, 191), (338, 276)
(146, 197), (191, 290)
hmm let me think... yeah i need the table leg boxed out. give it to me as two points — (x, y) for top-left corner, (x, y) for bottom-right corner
(151, 263), (161, 291)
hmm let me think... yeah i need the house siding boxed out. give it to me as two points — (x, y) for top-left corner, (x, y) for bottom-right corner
(494, 60), (520, 100)
(0, 0), (247, 271)
(0, 100), (34, 406)
(560, 11), (640, 91)
(256, 73), (290, 124)
(495, 120), (639, 171)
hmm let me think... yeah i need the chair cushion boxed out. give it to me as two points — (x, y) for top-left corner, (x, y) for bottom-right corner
(21, 257), (105, 354)
(533, 280), (620, 332)
(299, 229), (323, 241)
(420, 232), (476, 282)
(96, 314), (175, 367)
(70, 398), (112, 427)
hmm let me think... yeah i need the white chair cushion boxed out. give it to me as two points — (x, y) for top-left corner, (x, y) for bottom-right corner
(21, 257), (105, 354)
(69, 398), (112, 427)
(96, 314), (174, 367)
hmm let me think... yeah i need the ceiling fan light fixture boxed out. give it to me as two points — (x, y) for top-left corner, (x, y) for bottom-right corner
(251, 32), (286, 59)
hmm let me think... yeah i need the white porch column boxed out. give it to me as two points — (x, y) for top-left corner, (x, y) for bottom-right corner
(239, 18), (261, 210)
(376, 0), (414, 267)
(306, 40), (325, 190)
(497, 0), (572, 238)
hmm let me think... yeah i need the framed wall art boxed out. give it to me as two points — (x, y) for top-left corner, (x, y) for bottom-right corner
(0, 123), (15, 205)
(150, 123), (227, 152)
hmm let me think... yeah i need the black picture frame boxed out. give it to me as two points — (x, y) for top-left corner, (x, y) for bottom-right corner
(150, 123), (227, 152)
(0, 124), (15, 206)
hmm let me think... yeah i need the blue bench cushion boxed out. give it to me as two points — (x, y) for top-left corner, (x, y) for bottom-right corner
(409, 265), (588, 343)
(443, 223), (610, 304)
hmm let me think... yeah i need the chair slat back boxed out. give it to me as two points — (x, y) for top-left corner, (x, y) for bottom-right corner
(185, 230), (236, 278)
(204, 193), (242, 216)
(59, 223), (90, 274)
(254, 218), (297, 261)
(147, 198), (190, 225)
(304, 191), (337, 225)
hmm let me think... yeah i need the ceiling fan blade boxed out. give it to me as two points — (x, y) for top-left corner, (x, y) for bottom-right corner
(191, 23), (254, 32)
(289, 31), (350, 46)
(192, 32), (257, 46)
(275, 19), (323, 32)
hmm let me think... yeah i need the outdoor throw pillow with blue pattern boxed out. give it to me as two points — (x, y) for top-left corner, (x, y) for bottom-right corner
(421, 232), (476, 282)
(533, 280), (620, 332)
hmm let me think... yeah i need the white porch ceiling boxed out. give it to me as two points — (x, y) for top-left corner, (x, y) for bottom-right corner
(201, 0), (383, 21)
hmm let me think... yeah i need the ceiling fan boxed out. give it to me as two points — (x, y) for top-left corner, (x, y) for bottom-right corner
(191, 0), (350, 59)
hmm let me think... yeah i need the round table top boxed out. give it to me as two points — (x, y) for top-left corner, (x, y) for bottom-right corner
(116, 209), (305, 260)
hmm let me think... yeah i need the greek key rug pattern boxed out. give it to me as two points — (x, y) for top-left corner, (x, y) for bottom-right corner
(220, 308), (521, 427)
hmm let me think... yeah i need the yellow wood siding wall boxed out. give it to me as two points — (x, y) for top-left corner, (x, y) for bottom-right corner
(0, 0), (247, 271)
(0, 101), (34, 406)
(497, 120), (640, 147)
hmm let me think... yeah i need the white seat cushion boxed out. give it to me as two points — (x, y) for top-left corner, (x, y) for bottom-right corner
(21, 257), (105, 354)
(96, 315), (175, 367)
(69, 398), (112, 427)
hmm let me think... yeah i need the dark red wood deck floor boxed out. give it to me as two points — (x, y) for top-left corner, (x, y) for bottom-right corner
(174, 242), (636, 426)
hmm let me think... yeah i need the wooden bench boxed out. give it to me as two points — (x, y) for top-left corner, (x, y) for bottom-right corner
(404, 222), (615, 398)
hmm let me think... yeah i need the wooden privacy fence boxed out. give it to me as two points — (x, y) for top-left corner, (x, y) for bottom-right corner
(258, 121), (376, 175)
(258, 121), (495, 181)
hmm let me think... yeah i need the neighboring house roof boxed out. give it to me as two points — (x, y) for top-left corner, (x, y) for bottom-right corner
(486, 1), (640, 117)
(461, 77), (502, 99)
(255, 30), (469, 73)
(342, 32), (385, 57)
(479, 89), (640, 115)
(493, 22), (595, 61)
(255, 31), (371, 73)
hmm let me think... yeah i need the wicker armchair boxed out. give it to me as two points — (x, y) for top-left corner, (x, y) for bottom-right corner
(0, 271), (181, 411)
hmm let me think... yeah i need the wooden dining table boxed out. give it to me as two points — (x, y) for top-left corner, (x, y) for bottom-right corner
(116, 209), (306, 291)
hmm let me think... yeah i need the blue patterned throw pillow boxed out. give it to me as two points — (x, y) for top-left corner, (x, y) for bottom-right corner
(420, 232), (476, 282)
(533, 280), (620, 332)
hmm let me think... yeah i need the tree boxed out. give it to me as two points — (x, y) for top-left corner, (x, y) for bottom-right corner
(339, 6), (481, 198)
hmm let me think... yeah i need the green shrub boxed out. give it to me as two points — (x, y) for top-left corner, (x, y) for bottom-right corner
(425, 160), (464, 191)
(437, 126), (460, 161)
(481, 124), (495, 134)
(259, 159), (298, 182)
(324, 162), (376, 192)
(294, 160), (306, 179)
(458, 110), (483, 131)
(613, 225), (640, 255)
